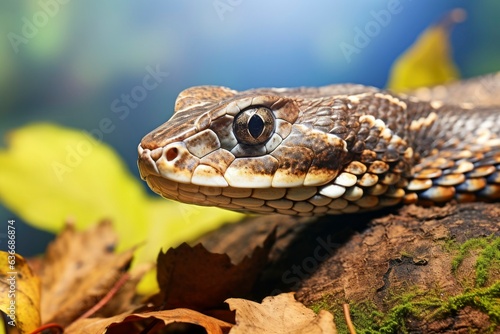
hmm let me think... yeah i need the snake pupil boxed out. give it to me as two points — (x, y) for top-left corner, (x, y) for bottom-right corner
(233, 106), (275, 145)
(248, 114), (264, 138)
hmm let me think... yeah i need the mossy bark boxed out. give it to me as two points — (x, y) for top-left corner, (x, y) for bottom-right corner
(196, 202), (500, 333)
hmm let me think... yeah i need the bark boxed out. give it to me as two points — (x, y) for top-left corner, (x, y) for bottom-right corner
(196, 202), (500, 332)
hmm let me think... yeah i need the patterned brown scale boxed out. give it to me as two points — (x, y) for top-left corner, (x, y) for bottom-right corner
(138, 74), (500, 215)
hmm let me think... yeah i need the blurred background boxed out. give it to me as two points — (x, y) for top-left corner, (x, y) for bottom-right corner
(1, 0), (500, 255)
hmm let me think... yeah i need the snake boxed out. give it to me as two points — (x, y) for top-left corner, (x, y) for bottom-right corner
(137, 72), (500, 216)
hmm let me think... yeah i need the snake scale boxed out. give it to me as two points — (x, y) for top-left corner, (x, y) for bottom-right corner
(138, 73), (500, 216)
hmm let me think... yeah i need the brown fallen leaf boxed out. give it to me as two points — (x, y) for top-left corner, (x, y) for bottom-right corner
(0, 252), (41, 333)
(148, 229), (276, 311)
(92, 262), (151, 319)
(226, 293), (337, 334)
(65, 309), (233, 334)
(40, 220), (137, 327)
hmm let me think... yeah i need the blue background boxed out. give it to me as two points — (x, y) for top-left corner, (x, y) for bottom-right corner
(1, 0), (499, 255)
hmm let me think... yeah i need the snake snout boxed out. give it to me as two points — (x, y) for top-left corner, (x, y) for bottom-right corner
(137, 144), (161, 180)
(138, 142), (199, 184)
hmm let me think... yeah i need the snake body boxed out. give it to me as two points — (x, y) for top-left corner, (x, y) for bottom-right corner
(138, 73), (500, 216)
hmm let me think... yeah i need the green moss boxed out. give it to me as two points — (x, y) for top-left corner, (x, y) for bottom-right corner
(369, 283), (499, 333)
(475, 237), (500, 286)
(310, 282), (500, 333)
(332, 307), (349, 334)
(449, 235), (500, 286)
(310, 298), (382, 334)
(436, 282), (500, 322)
(344, 302), (382, 333)
(309, 295), (332, 314)
(309, 235), (500, 332)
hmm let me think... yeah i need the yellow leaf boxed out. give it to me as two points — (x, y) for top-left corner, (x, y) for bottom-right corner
(0, 123), (149, 234)
(0, 123), (244, 294)
(387, 8), (466, 91)
(0, 252), (41, 333)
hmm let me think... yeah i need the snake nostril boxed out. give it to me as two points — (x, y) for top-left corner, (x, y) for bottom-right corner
(166, 147), (178, 161)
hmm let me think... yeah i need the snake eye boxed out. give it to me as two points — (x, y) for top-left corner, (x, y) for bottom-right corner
(233, 106), (275, 145)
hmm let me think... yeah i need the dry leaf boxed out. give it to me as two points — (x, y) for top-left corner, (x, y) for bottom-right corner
(40, 220), (136, 326)
(226, 293), (336, 334)
(149, 230), (275, 311)
(93, 263), (151, 318)
(65, 309), (232, 334)
(0, 252), (41, 333)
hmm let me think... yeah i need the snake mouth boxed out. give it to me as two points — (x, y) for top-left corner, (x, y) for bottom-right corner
(137, 144), (162, 180)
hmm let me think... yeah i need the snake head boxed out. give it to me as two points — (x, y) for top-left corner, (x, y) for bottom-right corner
(137, 85), (361, 213)
(138, 80), (500, 215)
